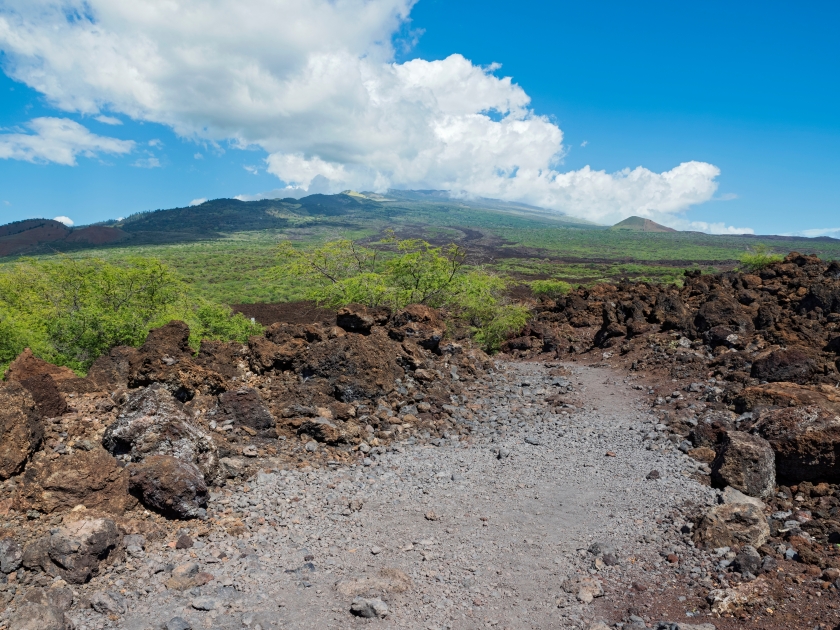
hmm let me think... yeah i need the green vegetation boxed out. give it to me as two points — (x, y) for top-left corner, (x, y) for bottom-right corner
(530, 279), (572, 300)
(0, 257), (261, 374)
(277, 236), (528, 351)
(739, 244), (785, 272)
(3, 192), (839, 309)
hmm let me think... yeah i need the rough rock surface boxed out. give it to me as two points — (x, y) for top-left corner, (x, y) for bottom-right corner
(128, 455), (208, 519)
(710, 431), (775, 499)
(215, 387), (275, 435)
(0, 381), (43, 479)
(693, 501), (770, 549)
(22, 518), (120, 584)
(15, 447), (135, 514)
(102, 383), (217, 481)
(751, 404), (840, 482)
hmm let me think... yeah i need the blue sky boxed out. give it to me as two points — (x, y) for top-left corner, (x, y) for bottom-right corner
(0, 0), (838, 236)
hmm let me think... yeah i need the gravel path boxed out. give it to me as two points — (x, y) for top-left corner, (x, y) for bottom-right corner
(69, 361), (717, 630)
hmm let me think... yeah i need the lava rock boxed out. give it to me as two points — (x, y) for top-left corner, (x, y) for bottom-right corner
(128, 455), (208, 519)
(711, 431), (775, 499)
(751, 347), (818, 384)
(0, 381), (43, 480)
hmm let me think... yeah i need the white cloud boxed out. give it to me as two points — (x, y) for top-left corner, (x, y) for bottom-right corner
(791, 227), (840, 238)
(53, 215), (73, 226)
(132, 156), (160, 168)
(189, 198), (207, 206)
(0, 0), (727, 226)
(244, 165), (259, 175)
(3, 200), (9, 205)
(95, 115), (122, 125)
(149, 139), (162, 148)
(580, 140), (588, 147)
(0, 117), (134, 165)
(193, 152), (203, 160)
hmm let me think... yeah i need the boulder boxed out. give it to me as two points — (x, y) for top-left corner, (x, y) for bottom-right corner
(138, 320), (192, 357)
(751, 405), (840, 482)
(247, 335), (305, 374)
(336, 304), (390, 334)
(16, 374), (68, 419)
(711, 431), (775, 499)
(693, 502), (770, 549)
(23, 518), (121, 584)
(751, 347), (818, 384)
(0, 382), (43, 479)
(0, 538), (22, 574)
(652, 292), (689, 330)
(16, 447), (136, 514)
(3, 349), (76, 384)
(102, 383), (217, 481)
(128, 455), (208, 519)
(7, 602), (71, 630)
(294, 329), (404, 401)
(86, 346), (140, 390)
(387, 305), (445, 350)
(216, 387), (275, 434)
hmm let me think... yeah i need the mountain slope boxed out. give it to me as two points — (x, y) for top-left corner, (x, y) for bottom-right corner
(610, 216), (676, 233)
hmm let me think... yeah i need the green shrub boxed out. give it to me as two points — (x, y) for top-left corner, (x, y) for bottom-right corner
(530, 279), (572, 300)
(276, 237), (527, 351)
(0, 256), (262, 374)
(740, 244), (783, 272)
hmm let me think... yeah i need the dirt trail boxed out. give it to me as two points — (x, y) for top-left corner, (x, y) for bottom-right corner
(74, 361), (716, 630)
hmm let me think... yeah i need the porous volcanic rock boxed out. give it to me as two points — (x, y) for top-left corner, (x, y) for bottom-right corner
(23, 518), (121, 584)
(751, 404), (840, 482)
(215, 387), (275, 435)
(710, 431), (775, 499)
(3, 348), (77, 383)
(128, 455), (208, 519)
(7, 602), (72, 630)
(102, 383), (217, 480)
(387, 304), (445, 351)
(751, 346), (819, 384)
(86, 346), (140, 390)
(693, 501), (770, 549)
(15, 447), (136, 514)
(336, 303), (390, 334)
(294, 328), (404, 401)
(0, 381), (43, 479)
(18, 373), (68, 419)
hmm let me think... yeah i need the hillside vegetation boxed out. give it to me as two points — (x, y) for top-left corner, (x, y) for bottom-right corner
(1, 191), (839, 305)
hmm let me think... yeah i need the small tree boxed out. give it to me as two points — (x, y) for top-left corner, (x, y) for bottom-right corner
(276, 236), (527, 351)
(530, 279), (572, 300)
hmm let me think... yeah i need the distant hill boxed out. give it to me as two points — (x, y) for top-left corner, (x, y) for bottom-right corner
(0, 219), (127, 257)
(610, 216), (676, 233)
(0, 191), (600, 257)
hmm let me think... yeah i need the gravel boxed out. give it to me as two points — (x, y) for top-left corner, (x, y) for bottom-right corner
(35, 361), (717, 630)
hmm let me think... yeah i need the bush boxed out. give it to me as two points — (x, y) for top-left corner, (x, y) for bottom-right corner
(0, 257), (262, 374)
(276, 237), (527, 351)
(740, 244), (783, 272)
(530, 279), (572, 300)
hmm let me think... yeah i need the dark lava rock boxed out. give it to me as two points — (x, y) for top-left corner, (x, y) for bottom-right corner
(711, 431), (776, 499)
(751, 347), (818, 384)
(336, 303), (390, 334)
(0, 381), (43, 480)
(23, 518), (121, 584)
(217, 387), (275, 434)
(128, 455), (208, 520)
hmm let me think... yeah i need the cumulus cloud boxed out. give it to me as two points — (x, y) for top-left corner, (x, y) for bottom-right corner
(53, 215), (73, 226)
(189, 198), (207, 207)
(0, 117), (134, 165)
(791, 227), (840, 238)
(0, 0), (730, 228)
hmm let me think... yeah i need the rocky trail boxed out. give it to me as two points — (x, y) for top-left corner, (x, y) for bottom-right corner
(5, 253), (840, 630)
(26, 361), (722, 630)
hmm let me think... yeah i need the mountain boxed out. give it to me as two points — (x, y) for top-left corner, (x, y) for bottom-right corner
(0, 191), (599, 257)
(610, 216), (676, 233)
(0, 219), (128, 257)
